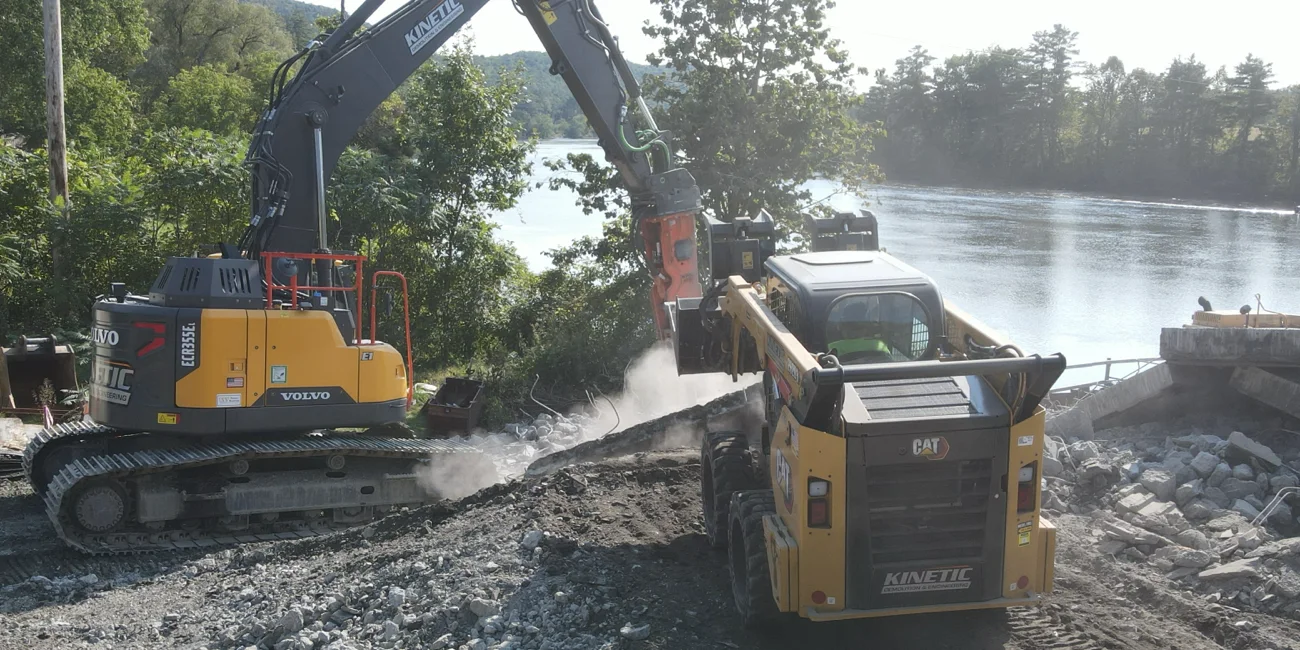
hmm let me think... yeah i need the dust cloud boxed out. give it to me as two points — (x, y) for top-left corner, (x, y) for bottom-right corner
(580, 342), (758, 436)
(414, 341), (758, 498)
(415, 448), (502, 500)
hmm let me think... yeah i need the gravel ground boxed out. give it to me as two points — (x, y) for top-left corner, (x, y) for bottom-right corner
(3, 416), (1300, 649)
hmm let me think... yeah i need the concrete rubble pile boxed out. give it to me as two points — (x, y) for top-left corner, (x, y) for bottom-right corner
(1042, 417), (1300, 617)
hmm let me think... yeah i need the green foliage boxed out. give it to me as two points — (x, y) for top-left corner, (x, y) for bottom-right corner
(482, 219), (655, 423)
(642, 0), (881, 233)
(0, 129), (247, 333)
(137, 0), (293, 102)
(331, 44), (535, 371)
(153, 65), (261, 135)
(0, 0), (149, 145)
(863, 29), (1300, 203)
(64, 60), (139, 150)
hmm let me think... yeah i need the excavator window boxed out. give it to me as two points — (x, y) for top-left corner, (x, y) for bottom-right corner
(825, 293), (931, 363)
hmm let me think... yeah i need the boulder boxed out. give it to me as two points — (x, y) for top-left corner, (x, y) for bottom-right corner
(1189, 451), (1220, 478)
(1043, 454), (1064, 478)
(1205, 515), (1245, 532)
(1270, 565), (1300, 598)
(1174, 529), (1211, 550)
(1174, 479), (1203, 507)
(1208, 462), (1232, 488)
(1068, 442), (1099, 462)
(1077, 458), (1119, 487)
(1267, 501), (1293, 526)
(1151, 545), (1215, 568)
(1226, 431), (1281, 469)
(1231, 499), (1261, 519)
(1203, 487), (1232, 509)
(1181, 500), (1216, 521)
(1270, 474), (1299, 491)
(1232, 464), (1255, 481)
(1233, 528), (1263, 551)
(1139, 469), (1177, 501)
(1219, 477), (1260, 500)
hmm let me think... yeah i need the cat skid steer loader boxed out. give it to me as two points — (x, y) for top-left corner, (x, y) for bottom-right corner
(671, 210), (1067, 625)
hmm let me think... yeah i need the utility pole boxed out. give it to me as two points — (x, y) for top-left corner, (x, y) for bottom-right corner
(42, 0), (69, 208)
(43, 0), (69, 310)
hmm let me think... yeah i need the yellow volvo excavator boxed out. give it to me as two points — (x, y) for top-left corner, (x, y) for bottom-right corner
(670, 211), (1067, 624)
(24, 0), (703, 554)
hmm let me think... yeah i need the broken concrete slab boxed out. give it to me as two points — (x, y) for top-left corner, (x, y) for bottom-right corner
(1245, 537), (1300, 559)
(1140, 468), (1177, 501)
(1117, 492), (1156, 514)
(1197, 558), (1261, 581)
(1224, 430), (1282, 470)
(1230, 365), (1300, 421)
(1097, 539), (1128, 555)
(1137, 500), (1178, 519)
(1046, 363), (1173, 440)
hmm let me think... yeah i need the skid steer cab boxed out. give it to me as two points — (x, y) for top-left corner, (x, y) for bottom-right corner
(669, 210), (1067, 626)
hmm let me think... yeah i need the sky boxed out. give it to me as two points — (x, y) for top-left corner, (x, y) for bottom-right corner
(305, 0), (1300, 87)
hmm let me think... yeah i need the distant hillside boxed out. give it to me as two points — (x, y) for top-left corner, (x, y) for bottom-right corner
(475, 51), (668, 139)
(245, 0), (337, 45)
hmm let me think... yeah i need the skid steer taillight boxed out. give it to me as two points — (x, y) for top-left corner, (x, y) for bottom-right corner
(808, 478), (830, 528)
(1017, 462), (1037, 513)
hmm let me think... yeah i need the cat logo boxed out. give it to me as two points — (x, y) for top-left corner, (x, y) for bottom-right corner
(912, 436), (950, 460)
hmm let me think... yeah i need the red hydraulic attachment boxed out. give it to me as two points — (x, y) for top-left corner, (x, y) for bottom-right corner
(641, 211), (701, 338)
(370, 271), (414, 408)
(260, 251), (414, 408)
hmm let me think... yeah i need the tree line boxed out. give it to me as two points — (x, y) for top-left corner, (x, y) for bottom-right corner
(861, 26), (1300, 203)
(0, 0), (872, 423)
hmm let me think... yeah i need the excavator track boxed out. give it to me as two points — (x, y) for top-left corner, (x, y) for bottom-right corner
(23, 421), (487, 555)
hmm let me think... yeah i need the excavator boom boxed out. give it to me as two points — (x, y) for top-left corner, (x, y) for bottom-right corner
(244, 0), (703, 333)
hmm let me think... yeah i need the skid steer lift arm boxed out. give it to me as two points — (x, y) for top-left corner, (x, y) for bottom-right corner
(242, 0), (703, 335)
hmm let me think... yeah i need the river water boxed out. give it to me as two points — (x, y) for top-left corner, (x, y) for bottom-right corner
(491, 139), (1300, 384)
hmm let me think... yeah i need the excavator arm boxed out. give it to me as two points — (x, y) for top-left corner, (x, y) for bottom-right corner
(243, 0), (701, 335)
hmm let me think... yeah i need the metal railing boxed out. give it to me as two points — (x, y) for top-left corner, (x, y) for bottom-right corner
(1050, 357), (1163, 394)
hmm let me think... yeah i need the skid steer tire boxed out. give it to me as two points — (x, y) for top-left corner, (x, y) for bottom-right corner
(701, 431), (756, 549)
(729, 490), (780, 628)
